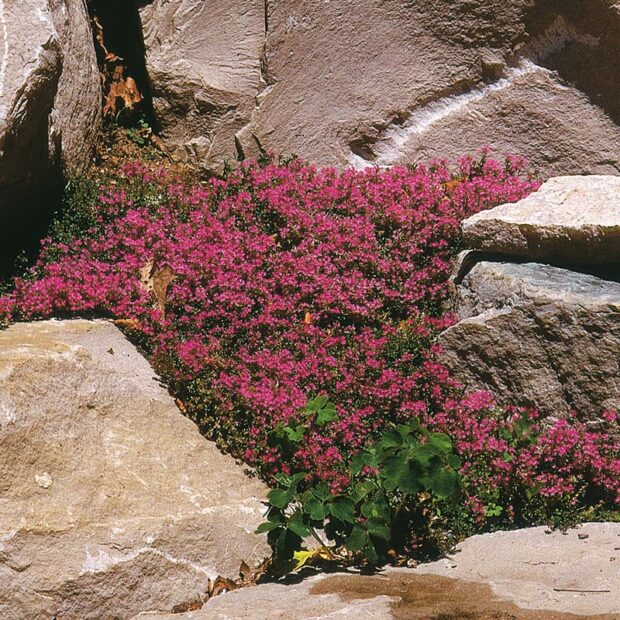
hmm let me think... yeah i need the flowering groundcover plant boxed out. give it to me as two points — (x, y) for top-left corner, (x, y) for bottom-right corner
(1, 154), (618, 560)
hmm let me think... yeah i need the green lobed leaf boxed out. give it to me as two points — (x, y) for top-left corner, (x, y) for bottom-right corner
(427, 432), (453, 454)
(381, 454), (409, 491)
(351, 449), (376, 475)
(283, 424), (306, 442)
(378, 428), (404, 449)
(366, 518), (391, 542)
(361, 499), (390, 522)
(346, 526), (368, 552)
(447, 453), (462, 470)
(316, 406), (338, 426)
(287, 511), (311, 538)
(303, 495), (328, 521)
(304, 395), (329, 413)
(267, 488), (294, 509)
(350, 480), (375, 503)
(255, 520), (281, 534)
(329, 497), (356, 524)
(430, 468), (460, 499)
(312, 482), (330, 501)
(364, 540), (379, 564)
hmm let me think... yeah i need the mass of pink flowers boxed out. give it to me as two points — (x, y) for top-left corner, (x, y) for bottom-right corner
(1, 154), (618, 528)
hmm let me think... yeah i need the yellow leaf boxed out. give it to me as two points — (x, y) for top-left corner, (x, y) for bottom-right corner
(291, 547), (333, 571)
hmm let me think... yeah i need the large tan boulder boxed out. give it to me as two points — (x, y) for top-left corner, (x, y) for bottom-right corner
(0, 320), (269, 620)
(49, 0), (102, 177)
(0, 0), (100, 267)
(140, 0), (620, 176)
(462, 175), (620, 266)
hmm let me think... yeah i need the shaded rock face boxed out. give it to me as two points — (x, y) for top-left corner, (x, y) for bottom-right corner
(462, 176), (620, 267)
(0, 320), (268, 620)
(139, 0), (620, 175)
(0, 0), (100, 270)
(139, 0), (265, 172)
(440, 261), (620, 418)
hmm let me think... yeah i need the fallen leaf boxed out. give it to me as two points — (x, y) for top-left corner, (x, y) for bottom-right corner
(291, 546), (334, 571)
(139, 260), (178, 315)
(112, 318), (142, 331)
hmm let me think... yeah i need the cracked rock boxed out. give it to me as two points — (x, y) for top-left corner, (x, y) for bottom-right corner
(138, 0), (620, 177)
(0, 0), (101, 267)
(0, 320), (269, 620)
(138, 0), (265, 173)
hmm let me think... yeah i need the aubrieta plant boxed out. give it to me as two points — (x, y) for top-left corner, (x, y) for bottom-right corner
(1, 153), (618, 567)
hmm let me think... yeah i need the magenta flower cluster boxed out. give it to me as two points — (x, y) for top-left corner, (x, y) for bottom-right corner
(425, 391), (620, 524)
(2, 155), (618, 527)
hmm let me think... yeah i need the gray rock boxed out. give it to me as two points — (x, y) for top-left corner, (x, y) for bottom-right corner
(0, 320), (269, 620)
(439, 261), (620, 417)
(462, 176), (620, 266)
(134, 575), (395, 620)
(0, 0), (100, 265)
(376, 63), (620, 177)
(139, 1), (620, 176)
(417, 523), (620, 617)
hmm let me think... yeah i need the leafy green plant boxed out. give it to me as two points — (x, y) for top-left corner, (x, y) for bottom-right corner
(125, 118), (152, 147)
(257, 397), (461, 570)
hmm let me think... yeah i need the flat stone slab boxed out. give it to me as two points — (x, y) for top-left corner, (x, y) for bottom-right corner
(135, 523), (620, 619)
(462, 175), (620, 266)
(418, 523), (620, 616)
(439, 261), (620, 417)
(0, 320), (269, 620)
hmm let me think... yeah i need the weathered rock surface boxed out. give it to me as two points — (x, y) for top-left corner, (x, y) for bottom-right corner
(49, 0), (102, 176)
(0, 320), (268, 620)
(140, 1), (620, 176)
(417, 523), (620, 616)
(0, 0), (100, 267)
(462, 176), (620, 267)
(439, 261), (620, 417)
(135, 523), (620, 619)
(138, 0), (265, 172)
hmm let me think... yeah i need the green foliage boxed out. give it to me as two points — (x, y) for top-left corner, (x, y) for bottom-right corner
(47, 178), (102, 250)
(124, 118), (152, 147)
(258, 397), (462, 569)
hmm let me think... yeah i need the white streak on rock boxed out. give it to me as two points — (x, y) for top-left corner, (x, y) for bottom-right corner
(362, 61), (547, 168)
(0, 402), (17, 424)
(80, 546), (217, 578)
(348, 16), (601, 170)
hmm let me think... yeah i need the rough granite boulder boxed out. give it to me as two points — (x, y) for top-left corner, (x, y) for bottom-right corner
(0, 320), (269, 620)
(135, 524), (620, 619)
(438, 261), (620, 418)
(138, 0), (265, 172)
(139, 0), (620, 176)
(0, 0), (100, 267)
(462, 176), (620, 267)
